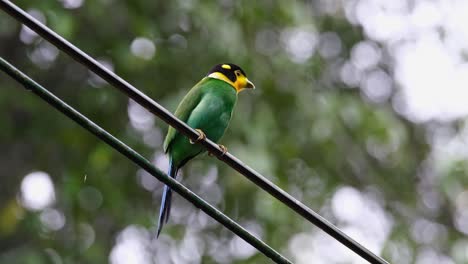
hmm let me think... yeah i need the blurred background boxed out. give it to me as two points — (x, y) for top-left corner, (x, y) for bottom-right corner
(1, 0), (467, 263)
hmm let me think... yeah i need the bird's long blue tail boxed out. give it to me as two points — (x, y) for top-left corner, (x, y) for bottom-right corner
(156, 159), (178, 238)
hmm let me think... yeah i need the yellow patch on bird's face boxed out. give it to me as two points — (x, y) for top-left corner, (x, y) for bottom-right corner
(233, 71), (248, 92)
(230, 70), (255, 92)
(221, 64), (231, 70)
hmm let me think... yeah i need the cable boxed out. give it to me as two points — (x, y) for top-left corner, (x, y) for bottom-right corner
(0, 1), (389, 263)
(0, 57), (292, 264)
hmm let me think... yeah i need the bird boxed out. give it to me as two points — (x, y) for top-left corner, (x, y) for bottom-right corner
(157, 63), (255, 237)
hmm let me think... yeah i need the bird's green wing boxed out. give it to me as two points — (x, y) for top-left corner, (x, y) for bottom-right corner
(163, 78), (208, 153)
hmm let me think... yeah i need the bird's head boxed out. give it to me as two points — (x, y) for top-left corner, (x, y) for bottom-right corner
(207, 63), (255, 93)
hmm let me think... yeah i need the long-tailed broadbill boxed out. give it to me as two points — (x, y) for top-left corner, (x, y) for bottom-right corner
(157, 63), (255, 237)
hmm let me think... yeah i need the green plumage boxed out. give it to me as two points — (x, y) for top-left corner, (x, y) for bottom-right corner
(164, 77), (237, 167)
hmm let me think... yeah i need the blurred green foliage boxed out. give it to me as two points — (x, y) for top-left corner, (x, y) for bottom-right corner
(0, 1), (466, 264)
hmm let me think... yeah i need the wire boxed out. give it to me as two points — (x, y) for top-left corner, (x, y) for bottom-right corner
(0, 1), (389, 263)
(0, 57), (292, 264)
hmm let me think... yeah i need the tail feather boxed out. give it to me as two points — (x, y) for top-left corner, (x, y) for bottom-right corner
(164, 189), (172, 223)
(156, 159), (178, 238)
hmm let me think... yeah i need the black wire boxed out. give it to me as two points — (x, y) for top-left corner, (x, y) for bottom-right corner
(0, 1), (389, 263)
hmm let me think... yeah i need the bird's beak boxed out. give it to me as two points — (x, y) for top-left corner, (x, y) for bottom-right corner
(245, 78), (255, 89)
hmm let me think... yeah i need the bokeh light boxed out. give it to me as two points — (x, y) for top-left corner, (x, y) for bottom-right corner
(128, 99), (155, 132)
(28, 41), (59, 69)
(19, 171), (55, 211)
(19, 9), (44, 44)
(40, 208), (65, 231)
(87, 59), (114, 87)
(349, 0), (468, 122)
(281, 27), (318, 64)
(110, 226), (152, 264)
(78, 186), (103, 211)
(318, 32), (342, 59)
(59, 0), (84, 9)
(130, 37), (156, 61)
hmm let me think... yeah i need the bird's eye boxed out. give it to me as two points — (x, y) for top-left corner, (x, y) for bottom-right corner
(235, 71), (240, 76)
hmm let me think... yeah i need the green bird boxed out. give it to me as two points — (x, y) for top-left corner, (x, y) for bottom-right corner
(157, 63), (255, 237)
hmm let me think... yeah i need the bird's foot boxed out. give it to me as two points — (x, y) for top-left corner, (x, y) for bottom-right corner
(209, 144), (228, 157)
(190, 129), (206, 144)
(218, 144), (228, 155)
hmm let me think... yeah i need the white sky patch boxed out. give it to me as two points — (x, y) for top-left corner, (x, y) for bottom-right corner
(109, 226), (152, 264)
(429, 122), (468, 170)
(349, 0), (468, 122)
(355, 0), (410, 42)
(394, 34), (468, 122)
(230, 221), (263, 260)
(20, 171), (55, 211)
(290, 186), (392, 263)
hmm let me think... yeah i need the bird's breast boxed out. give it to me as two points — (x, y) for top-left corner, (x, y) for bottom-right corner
(206, 98), (223, 111)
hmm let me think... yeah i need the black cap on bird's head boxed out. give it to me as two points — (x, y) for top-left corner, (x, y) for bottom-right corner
(207, 63), (255, 92)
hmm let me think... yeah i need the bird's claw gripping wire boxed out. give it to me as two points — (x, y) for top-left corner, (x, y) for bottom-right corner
(189, 129), (227, 156)
(190, 129), (206, 144)
(209, 144), (228, 157)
